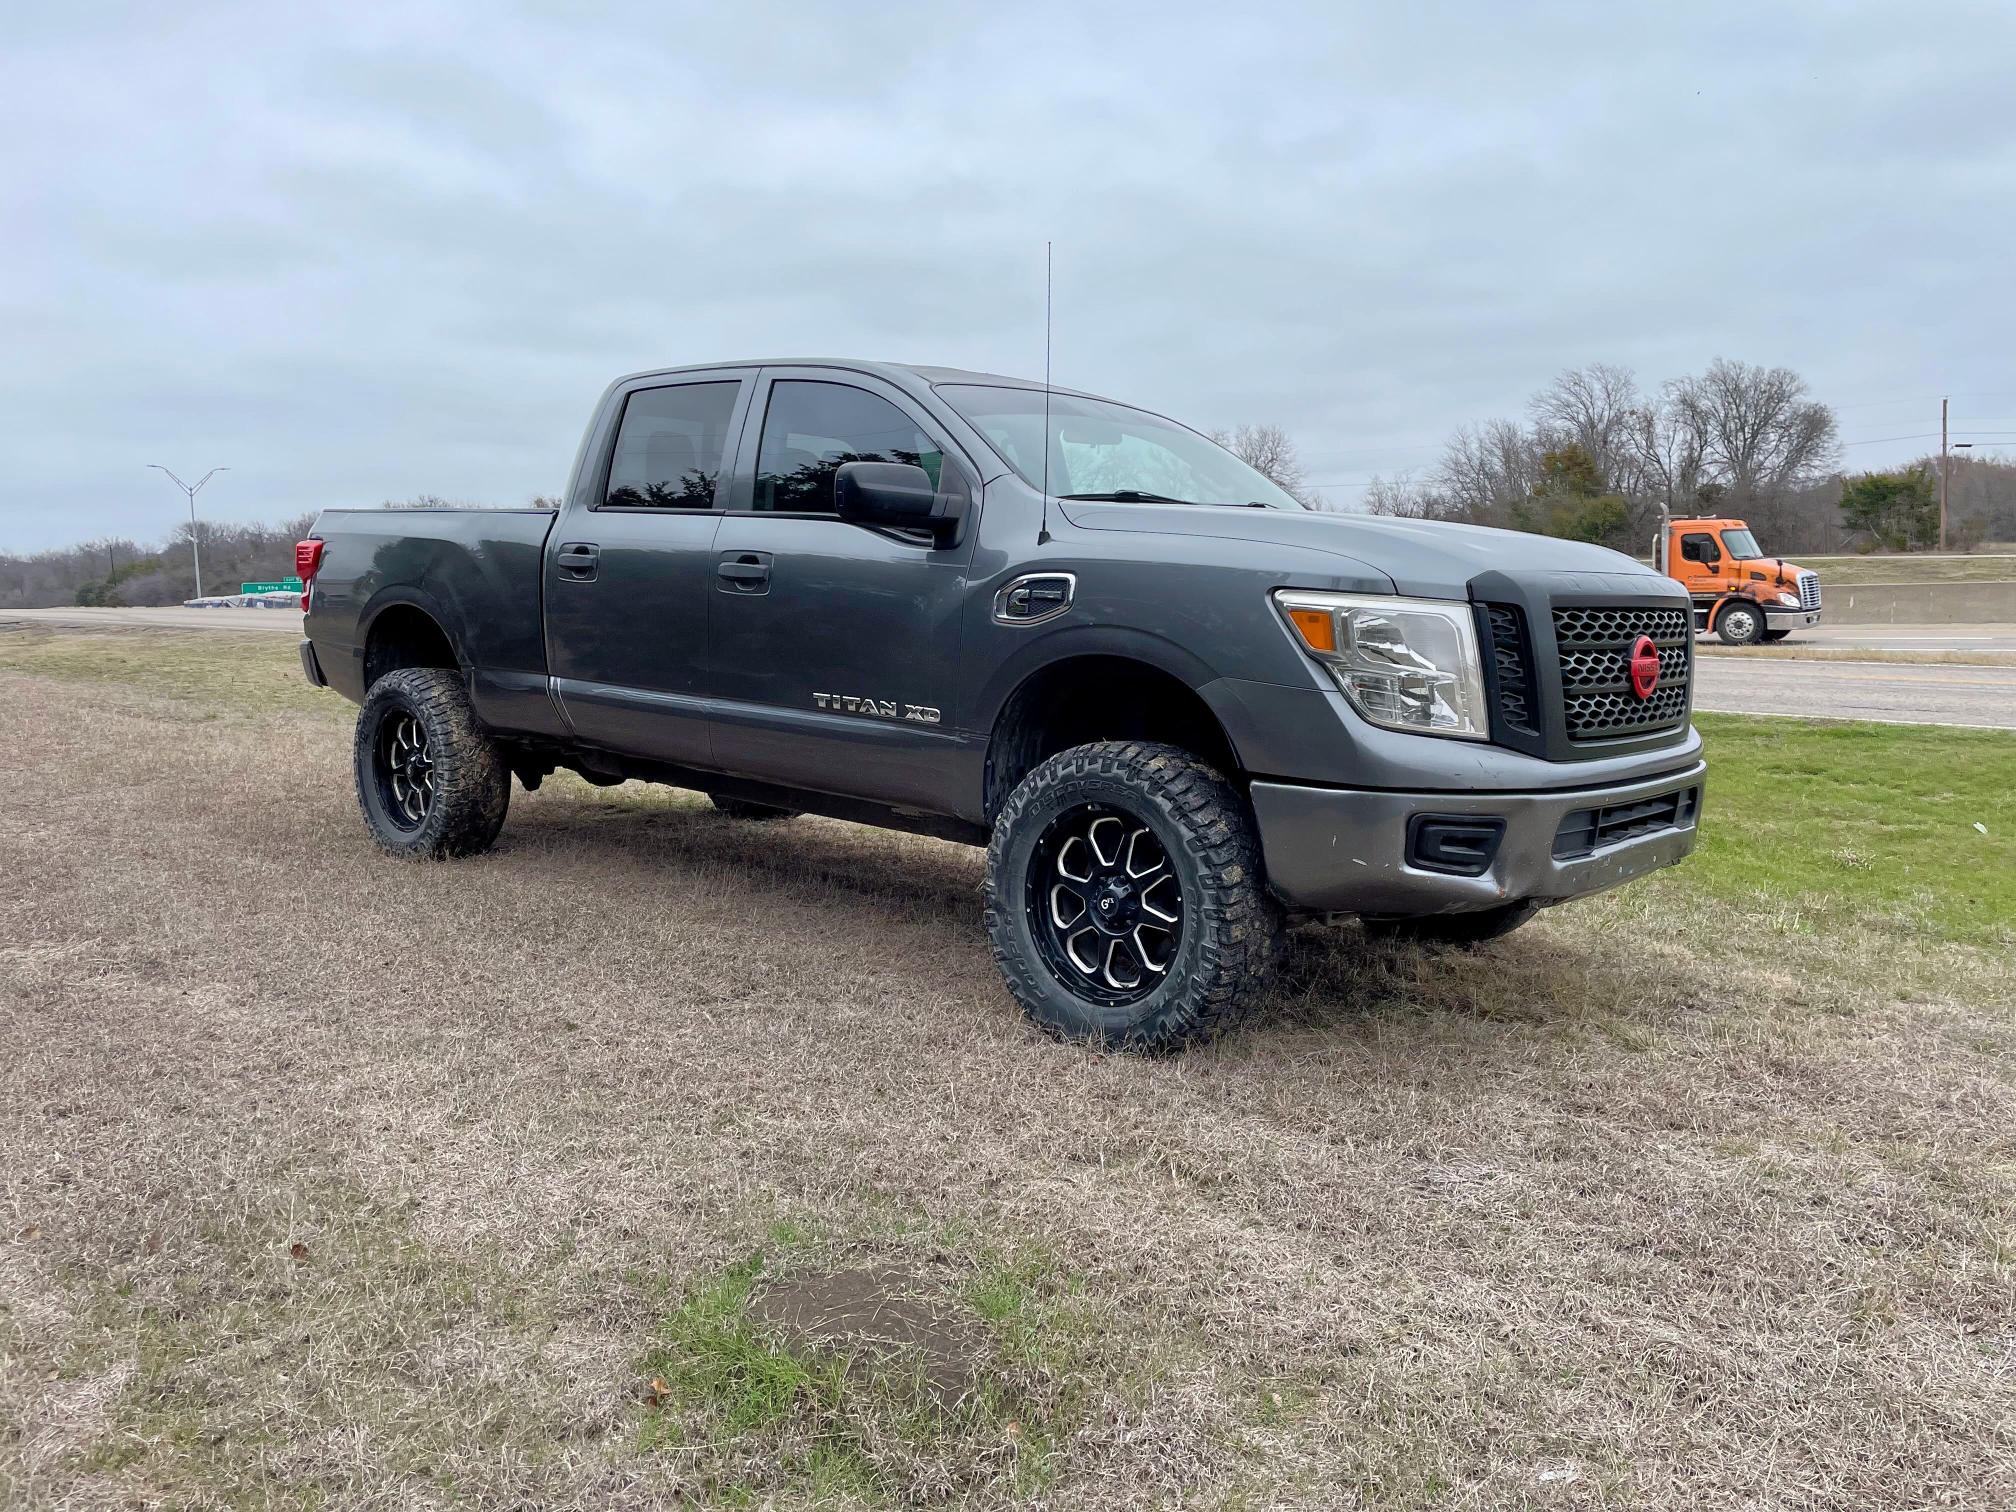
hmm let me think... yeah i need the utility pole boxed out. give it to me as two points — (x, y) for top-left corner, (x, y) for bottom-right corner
(147, 464), (228, 598)
(1939, 398), (1949, 553)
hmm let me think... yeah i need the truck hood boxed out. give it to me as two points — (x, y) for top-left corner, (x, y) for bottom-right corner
(1059, 502), (1658, 598)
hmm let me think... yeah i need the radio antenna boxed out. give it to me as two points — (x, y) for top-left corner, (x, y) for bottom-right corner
(1038, 240), (1053, 546)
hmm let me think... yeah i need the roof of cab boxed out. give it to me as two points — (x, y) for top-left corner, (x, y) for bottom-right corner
(609, 358), (1109, 402)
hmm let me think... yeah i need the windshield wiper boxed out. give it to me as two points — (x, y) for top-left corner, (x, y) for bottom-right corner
(1057, 490), (1203, 506)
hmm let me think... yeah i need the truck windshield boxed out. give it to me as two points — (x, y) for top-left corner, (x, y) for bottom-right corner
(1721, 528), (1764, 559)
(937, 384), (1305, 510)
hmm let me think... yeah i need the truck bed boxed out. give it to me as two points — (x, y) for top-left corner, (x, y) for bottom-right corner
(303, 507), (557, 721)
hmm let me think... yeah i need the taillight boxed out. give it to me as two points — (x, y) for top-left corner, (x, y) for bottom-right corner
(295, 539), (324, 614)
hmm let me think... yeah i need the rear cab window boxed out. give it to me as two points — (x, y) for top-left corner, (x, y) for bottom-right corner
(604, 382), (740, 508)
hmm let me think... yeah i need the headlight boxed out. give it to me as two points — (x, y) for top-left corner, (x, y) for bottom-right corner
(1774, 591), (1800, 608)
(1274, 590), (1489, 740)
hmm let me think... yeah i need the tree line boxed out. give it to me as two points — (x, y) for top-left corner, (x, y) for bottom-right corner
(0, 496), (541, 610)
(1219, 360), (2016, 555)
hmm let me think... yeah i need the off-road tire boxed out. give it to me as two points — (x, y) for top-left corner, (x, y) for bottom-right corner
(1716, 600), (1766, 646)
(710, 796), (801, 821)
(984, 741), (1282, 1051)
(354, 667), (510, 858)
(1361, 899), (1541, 948)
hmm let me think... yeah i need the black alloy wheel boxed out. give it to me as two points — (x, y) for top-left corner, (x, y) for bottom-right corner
(375, 710), (435, 829)
(1026, 802), (1184, 1005)
(353, 666), (511, 859)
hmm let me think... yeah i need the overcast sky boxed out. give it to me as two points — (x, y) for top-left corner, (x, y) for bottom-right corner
(4, 1), (2014, 552)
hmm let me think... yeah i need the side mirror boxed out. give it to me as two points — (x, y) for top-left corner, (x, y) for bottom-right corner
(834, 461), (967, 547)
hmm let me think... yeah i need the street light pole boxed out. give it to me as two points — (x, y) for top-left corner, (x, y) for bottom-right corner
(1939, 398), (1948, 552)
(147, 464), (228, 599)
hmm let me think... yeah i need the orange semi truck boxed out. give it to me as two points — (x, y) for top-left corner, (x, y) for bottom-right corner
(1654, 515), (1822, 645)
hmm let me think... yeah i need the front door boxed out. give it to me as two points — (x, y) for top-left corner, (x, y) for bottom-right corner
(544, 372), (752, 765)
(707, 370), (978, 812)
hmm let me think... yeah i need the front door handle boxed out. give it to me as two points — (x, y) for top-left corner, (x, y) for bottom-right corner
(716, 551), (772, 593)
(556, 542), (600, 582)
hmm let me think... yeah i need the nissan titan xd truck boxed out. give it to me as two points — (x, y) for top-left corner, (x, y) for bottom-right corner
(297, 360), (1705, 1050)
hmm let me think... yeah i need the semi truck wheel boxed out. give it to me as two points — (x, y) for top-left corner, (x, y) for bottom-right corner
(354, 667), (511, 858)
(1361, 900), (1540, 947)
(710, 796), (801, 821)
(1716, 601), (1766, 646)
(984, 741), (1281, 1051)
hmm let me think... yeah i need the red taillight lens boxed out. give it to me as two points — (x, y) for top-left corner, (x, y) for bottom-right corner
(295, 539), (325, 580)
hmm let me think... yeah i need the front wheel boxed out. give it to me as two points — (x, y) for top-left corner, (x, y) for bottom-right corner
(354, 667), (511, 858)
(984, 741), (1281, 1051)
(1716, 601), (1766, 646)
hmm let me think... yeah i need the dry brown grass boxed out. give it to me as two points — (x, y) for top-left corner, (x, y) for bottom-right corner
(2, 630), (2013, 1508)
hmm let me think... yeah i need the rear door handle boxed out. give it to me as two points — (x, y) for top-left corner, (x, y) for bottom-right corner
(556, 542), (600, 581)
(716, 551), (772, 593)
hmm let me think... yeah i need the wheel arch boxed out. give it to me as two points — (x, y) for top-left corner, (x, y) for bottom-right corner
(980, 645), (1244, 822)
(360, 590), (465, 689)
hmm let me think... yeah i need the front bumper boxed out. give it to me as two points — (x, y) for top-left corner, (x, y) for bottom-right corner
(1250, 758), (1706, 915)
(1764, 606), (1822, 628)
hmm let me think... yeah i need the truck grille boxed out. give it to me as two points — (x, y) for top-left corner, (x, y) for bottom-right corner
(1798, 571), (1820, 610)
(1552, 605), (1692, 741)
(1484, 604), (1537, 737)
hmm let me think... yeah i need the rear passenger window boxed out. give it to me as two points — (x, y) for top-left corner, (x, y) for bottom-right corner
(753, 381), (943, 513)
(604, 382), (739, 508)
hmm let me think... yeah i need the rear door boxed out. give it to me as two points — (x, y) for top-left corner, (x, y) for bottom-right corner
(706, 368), (980, 811)
(544, 370), (754, 764)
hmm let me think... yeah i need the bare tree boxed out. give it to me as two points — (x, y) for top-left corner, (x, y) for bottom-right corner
(1529, 363), (1646, 500)
(1210, 423), (1315, 506)
(1364, 472), (1455, 520)
(1434, 419), (1540, 526)
(1668, 358), (1838, 510)
(1623, 389), (1707, 519)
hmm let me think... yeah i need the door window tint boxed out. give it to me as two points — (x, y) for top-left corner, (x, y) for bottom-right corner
(1681, 533), (1719, 563)
(604, 382), (739, 508)
(754, 381), (943, 513)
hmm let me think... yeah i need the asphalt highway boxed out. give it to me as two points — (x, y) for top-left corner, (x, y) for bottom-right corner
(6, 607), (2015, 730)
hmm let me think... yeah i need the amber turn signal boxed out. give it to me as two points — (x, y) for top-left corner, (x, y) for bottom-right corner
(1286, 606), (1336, 654)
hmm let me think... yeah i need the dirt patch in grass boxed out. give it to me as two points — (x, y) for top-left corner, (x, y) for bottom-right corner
(2, 629), (2013, 1508)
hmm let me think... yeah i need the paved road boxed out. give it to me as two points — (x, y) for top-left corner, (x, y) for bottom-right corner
(7, 607), (2015, 730)
(1693, 656), (2016, 729)
(1, 606), (303, 634)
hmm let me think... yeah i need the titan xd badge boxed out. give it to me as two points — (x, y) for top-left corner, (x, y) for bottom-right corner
(813, 693), (941, 725)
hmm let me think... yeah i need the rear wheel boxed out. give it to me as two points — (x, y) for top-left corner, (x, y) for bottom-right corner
(710, 795), (801, 821)
(354, 667), (510, 858)
(1716, 600), (1766, 646)
(984, 741), (1280, 1051)
(1361, 900), (1540, 947)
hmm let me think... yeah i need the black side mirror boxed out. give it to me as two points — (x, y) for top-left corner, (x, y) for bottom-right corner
(834, 461), (967, 546)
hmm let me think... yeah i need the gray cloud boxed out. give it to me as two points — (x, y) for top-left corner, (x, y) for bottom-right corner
(4, 0), (2014, 549)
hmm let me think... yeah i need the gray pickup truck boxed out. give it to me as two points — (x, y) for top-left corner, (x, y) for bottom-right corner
(298, 359), (1704, 1049)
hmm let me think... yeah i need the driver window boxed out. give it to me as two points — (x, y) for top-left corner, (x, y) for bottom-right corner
(1682, 533), (1719, 563)
(753, 381), (944, 513)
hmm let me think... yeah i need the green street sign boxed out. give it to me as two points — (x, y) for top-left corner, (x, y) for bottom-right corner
(241, 577), (305, 594)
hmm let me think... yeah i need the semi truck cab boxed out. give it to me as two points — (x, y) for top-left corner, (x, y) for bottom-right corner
(1656, 516), (1821, 645)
